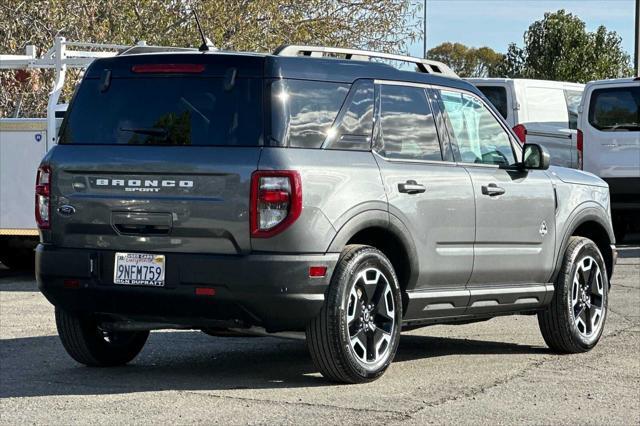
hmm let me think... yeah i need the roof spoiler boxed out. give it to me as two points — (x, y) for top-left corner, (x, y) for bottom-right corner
(273, 45), (459, 78)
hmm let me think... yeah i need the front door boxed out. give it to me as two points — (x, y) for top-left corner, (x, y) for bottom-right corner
(436, 88), (557, 286)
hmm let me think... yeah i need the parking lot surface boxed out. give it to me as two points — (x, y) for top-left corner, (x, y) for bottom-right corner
(1, 244), (639, 425)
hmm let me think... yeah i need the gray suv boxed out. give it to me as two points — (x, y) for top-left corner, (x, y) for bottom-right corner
(36, 45), (617, 383)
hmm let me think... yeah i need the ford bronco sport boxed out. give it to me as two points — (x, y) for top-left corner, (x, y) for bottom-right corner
(36, 45), (617, 383)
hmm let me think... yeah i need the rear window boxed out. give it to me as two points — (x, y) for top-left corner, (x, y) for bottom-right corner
(270, 79), (350, 148)
(477, 86), (508, 119)
(60, 77), (263, 145)
(588, 86), (640, 131)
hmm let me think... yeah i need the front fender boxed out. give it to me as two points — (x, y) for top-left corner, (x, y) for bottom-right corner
(551, 202), (615, 283)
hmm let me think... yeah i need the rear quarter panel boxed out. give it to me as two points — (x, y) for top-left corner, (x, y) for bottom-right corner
(254, 148), (386, 253)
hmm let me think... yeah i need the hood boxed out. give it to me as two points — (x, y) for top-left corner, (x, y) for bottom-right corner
(547, 166), (608, 188)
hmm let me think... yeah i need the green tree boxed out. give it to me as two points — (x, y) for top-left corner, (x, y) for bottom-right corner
(0, 0), (420, 117)
(427, 42), (503, 77)
(501, 9), (632, 82)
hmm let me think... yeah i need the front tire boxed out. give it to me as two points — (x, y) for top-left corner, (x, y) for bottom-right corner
(55, 308), (149, 366)
(306, 245), (402, 383)
(538, 237), (608, 353)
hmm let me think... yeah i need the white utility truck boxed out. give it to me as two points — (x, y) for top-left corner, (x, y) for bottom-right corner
(0, 37), (155, 268)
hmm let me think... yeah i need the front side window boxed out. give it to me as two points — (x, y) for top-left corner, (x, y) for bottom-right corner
(564, 89), (583, 130)
(439, 90), (516, 166)
(377, 84), (442, 161)
(270, 79), (350, 148)
(588, 86), (640, 131)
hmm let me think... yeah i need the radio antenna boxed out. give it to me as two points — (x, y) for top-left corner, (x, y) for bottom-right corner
(193, 9), (215, 52)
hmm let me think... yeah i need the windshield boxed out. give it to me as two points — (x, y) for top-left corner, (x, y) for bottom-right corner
(59, 77), (263, 146)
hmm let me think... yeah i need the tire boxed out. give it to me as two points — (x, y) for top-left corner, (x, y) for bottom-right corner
(0, 248), (34, 270)
(55, 308), (149, 366)
(306, 245), (402, 383)
(538, 237), (608, 353)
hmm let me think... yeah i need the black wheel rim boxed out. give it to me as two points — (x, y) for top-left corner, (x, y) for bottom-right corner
(571, 255), (605, 337)
(346, 267), (396, 366)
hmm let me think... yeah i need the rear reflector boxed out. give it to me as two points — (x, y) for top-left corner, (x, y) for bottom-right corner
(309, 266), (327, 277)
(195, 287), (216, 296)
(131, 64), (205, 74)
(63, 279), (81, 289)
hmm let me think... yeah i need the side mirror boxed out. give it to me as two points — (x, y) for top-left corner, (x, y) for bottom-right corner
(522, 143), (550, 170)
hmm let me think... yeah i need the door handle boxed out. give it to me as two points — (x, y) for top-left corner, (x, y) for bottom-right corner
(398, 180), (426, 194)
(481, 183), (505, 196)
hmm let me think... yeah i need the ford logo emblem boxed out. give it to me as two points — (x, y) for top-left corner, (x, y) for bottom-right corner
(57, 205), (76, 216)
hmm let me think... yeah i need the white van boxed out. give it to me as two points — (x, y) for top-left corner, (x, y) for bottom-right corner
(468, 78), (584, 168)
(578, 77), (640, 241)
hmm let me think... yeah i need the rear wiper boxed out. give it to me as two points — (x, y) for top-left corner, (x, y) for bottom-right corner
(119, 127), (168, 137)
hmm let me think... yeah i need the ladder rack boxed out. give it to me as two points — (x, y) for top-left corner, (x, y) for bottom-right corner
(274, 45), (458, 78)
(0, 37), (194, 147)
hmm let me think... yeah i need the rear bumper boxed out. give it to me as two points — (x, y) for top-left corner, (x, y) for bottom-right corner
(36, 244), (338, 332)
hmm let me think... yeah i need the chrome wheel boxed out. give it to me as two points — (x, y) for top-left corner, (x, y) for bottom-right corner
(346, 267), (396, 366)
(571, 255), (605, 338)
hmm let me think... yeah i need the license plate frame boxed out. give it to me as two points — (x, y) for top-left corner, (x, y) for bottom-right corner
(113, 252), (165, 287)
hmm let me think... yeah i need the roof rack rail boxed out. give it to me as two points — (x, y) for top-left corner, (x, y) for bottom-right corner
(273, 45), (458, 78)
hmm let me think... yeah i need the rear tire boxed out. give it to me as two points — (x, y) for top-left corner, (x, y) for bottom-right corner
(306, 245), (402, 383)
(538, 237), (608, 353)
(0, 247), (34, 270)
(55, 308), (149, 366)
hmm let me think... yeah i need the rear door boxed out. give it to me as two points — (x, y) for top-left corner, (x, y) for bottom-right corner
(474, 83), (514, 126)
(436, 88), (556, 286)
(582, 83), (640, 179)
(373, 82), (475, 318)
(521, 85), (575, 168)
(48, 55), (264, 255)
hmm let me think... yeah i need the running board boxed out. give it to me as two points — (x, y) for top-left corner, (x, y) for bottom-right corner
(403, 283), (554, 321)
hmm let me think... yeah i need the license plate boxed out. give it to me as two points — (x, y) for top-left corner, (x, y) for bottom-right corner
(114, 252), (165, 287)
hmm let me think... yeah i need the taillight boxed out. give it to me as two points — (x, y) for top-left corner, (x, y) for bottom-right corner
(250, 171), (302, 238)
(577, 129), (584, 170)
(35, 165), (51, 229)
(513, 124), (527, 144)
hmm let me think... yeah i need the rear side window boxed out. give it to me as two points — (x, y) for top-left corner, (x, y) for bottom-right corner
(270, 80), (350, 148)
(60, 77), (263, 146)
(477, 86), (508, 119)
(377, 84), (442, 161)
(564, 89), (583, 130)
(324, 80), (375, 150)
(588, 86), (640, 131)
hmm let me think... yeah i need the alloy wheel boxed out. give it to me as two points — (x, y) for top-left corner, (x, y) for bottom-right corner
(571, 256), (605, 337)
(346, 267), (396, 366)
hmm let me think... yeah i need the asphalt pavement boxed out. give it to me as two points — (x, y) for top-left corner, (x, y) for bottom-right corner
(1, 243), (638, 425)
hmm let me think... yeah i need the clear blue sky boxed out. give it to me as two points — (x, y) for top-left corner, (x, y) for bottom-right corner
(408, 0), (636, 57)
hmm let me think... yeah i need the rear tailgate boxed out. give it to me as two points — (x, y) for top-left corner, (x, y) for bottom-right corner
(47, 145), (259, 254)
(44, 53), (265, 255)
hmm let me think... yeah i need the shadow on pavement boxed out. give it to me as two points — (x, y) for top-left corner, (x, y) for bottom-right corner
(0, 330), (548, 399)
